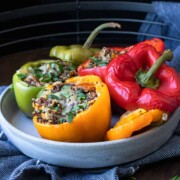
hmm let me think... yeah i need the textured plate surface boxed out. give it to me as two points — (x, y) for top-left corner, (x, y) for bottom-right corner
(0, 85), (180, 168)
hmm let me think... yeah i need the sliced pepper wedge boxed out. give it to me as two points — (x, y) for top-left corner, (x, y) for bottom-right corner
(13, 60), (76, 117)
(105, 109), (167, 141)
(33, 75), (111, 142)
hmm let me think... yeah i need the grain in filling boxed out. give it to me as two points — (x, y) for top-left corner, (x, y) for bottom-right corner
(86, 47), (129, 68)
(33, 82), (98, 124)
(17, 61), (77, 87)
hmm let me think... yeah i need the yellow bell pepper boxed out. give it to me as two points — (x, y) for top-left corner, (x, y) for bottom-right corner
(105, 109), (167, 141)
(33, 75), (111, 142)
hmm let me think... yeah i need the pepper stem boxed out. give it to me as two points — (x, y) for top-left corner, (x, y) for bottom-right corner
(135, 49), (173, 89)
(83, 22), (121, 49)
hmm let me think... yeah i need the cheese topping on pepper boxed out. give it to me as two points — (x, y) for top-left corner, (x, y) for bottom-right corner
(33, 82), (98, 124)
(17, 61), (77, 87)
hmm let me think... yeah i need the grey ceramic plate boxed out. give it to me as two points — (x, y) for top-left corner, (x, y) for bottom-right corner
(0, 85), (180, 168)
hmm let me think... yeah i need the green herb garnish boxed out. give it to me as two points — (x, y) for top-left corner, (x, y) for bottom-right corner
(41, 73), (52, 83)
(67, 112), (76, 123)
(71, 104), (80, 112)
(90, 56), (108, 67)
(171, 176), (180, 180)
(47, 94), (60, 100)
(77, 89), (87, 101)
(61, 92), (70, 99)
(61, 85), (71, 91)
(78, 102), (88, 109)
(17, 73), (26, 80)
(34, 68), (43, 79)
(59, 118), (67, 123)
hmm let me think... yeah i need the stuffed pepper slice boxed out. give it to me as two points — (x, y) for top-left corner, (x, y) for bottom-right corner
(32, 75), (111, 142)
(77, 46), (132, 82)
(77, 38), (164, 82)
(13, 60), (77, 117)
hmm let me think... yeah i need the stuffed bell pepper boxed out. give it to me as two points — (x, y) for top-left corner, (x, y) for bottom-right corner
(32, 75), (111, 142)
(13, 60), (77, 117)
(77, 38), (164, 82)
(77, 46), (133, 82)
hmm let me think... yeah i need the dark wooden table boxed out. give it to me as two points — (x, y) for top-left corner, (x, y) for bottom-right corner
(0, 48), (180, 180)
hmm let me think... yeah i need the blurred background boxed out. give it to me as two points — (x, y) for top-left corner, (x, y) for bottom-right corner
(0, 0), (179, 85)
(0, 0), (152, 12)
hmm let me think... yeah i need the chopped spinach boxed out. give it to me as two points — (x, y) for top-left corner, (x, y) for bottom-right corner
(78, 102), (88, 109)
(59, 64), (65, 72)
(71, 104), (80, 112)
(77, 89), (87, 101)
(41, 73), (52, 83)
(34, 68), (43, 79)
(61, 85), (71, 91)
(47, 94), (60, 100)
(59, 118), (67, 123)
(67, 112), (76, 123)
(17, 73), (26, 80)
(61, 92), (70, 99)
(90, 56), (108, 67)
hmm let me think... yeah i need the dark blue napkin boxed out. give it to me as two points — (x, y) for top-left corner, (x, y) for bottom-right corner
(138, 1), (180, 50)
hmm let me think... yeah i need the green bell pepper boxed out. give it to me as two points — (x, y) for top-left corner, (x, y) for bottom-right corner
(13, 59), (77, 117)
(49, 22), (121, 66)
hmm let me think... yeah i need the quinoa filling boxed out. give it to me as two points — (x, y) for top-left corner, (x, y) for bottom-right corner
(85, 47), (129, 68)
(33, 82), (98, 124)
(17, 61), (77, 87)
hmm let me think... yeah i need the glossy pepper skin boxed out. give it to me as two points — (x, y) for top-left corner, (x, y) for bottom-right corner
(142, 38), (164, 54)
(33, 75), (111, 142)
(13, 59), (76, 118)
(105, 109), (166, 140)
(49, 22), (121, 66)
(77, 38), (164, 82)
(105, 43), (180, 112)
(78, 59), (107, 82)
(13, 60), (56, 117)
(50, 45), (100, 66)
(77, 46), (132, 82)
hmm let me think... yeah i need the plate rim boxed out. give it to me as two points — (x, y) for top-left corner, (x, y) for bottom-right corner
(1, 85), (180, 168)
(1, 85), (179, 147)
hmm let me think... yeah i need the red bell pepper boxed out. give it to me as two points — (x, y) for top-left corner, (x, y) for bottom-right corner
(105, 43), (180, 112)
(77, 38), (164, 82)
(143, 38), (164, 54)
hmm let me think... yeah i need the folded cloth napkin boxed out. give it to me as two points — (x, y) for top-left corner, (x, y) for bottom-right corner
(138, 1), (180, 50)
(0, 46), (180, 179)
